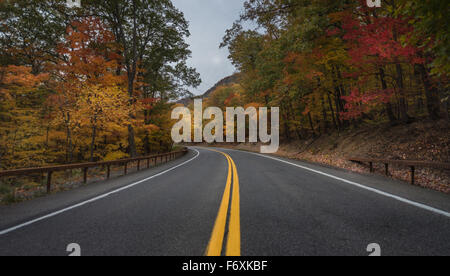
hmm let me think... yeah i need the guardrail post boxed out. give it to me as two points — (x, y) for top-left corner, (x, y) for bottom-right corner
(410, 166), (415, 185)
(385, 163), (389, 176)
(124, 162), (128, 175)
(137, 160), (140, 171)
(46, 171), (53, 194)
(369, 162), (374, 173)
(147, 158), (150, 169)
(107, 165), (111, 179)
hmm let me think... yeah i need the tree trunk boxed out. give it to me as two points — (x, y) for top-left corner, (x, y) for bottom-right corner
(395, 63), (410, 123)
(327, 92), (339, 130)
(282, 107), (291, 141)
(307, 112), (316, 138)
(321, 95), (329, 133)
(128, 124), (137, 157)
(65, 113), (73, 163)
(90, 125), (97, 162)
(334, 65), (348, 127)
(379, 67), (397, 124)
(45, 123), (50, 149)
(442, 99), (449, 121)
(287, 101), (302, 139)
(417, 64), (442, 120)
(392, 25), (410, 123)
(331, 67), (345, 128)
(11, 128), (17, 157)
(333, 86), (343, 128)
(143, 134), (150, 155)
(127, 72), (138, 156)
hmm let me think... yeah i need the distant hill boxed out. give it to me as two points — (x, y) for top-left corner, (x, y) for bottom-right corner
(178, 73), (240, 106)
(201, 74), (240, 98)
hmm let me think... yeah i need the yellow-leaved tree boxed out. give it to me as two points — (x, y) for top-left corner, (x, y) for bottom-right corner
(74, 85), (133, 162)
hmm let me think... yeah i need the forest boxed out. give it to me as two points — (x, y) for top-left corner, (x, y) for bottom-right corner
(1, 0), (449, 173)
(210, 0), (449, 142)
(0, 0), (200, 170)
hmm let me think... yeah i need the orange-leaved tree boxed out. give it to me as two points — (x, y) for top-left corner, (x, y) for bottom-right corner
(48, 17), (127, 162)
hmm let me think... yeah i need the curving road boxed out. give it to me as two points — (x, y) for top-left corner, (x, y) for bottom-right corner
(0, 147), (449, 256)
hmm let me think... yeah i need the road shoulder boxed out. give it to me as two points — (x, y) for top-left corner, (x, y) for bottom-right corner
(0, 149), (198, 231)
(211, 147), (450, 214)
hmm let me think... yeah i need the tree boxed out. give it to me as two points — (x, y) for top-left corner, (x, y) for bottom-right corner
(0, 65), (49, 168)
(74, 85), (132, 161)
(0, 0), (199, 171)
(49, 16), (125, 162)
(83, 0), (200, 156)
(399, 0), (450, 77)
(221, 0), (449, 140)
(398, 0), (449, 120)
(0, 0), (71, 72)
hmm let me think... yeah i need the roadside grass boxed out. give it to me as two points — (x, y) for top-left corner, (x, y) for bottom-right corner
(0, 147), (185, 205)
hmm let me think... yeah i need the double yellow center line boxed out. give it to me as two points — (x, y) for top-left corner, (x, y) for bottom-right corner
(205, 150), (241, 256)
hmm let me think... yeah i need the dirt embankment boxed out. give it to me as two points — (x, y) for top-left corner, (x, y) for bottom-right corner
(204, 120), (450, 193)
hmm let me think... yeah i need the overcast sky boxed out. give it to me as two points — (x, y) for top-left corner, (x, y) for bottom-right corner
(171, 0), (246, 96)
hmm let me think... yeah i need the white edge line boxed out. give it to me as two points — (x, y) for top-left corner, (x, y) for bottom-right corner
(213, 147), (450, 219)
(0, 148), (200, 236)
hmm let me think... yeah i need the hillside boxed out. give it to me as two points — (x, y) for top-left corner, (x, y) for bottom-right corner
(203, 119), (450, 193)
(177, 73), (240, 106)
(201, 74), (240, 98)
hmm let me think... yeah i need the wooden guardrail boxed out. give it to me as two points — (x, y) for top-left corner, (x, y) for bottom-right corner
(0, 148), (188, 194)
(348, 157), (450, 185)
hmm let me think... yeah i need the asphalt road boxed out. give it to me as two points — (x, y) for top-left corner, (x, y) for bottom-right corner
(0, 147), (449, 256)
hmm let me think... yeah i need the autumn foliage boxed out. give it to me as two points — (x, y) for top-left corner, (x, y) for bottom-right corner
(219, 0), (449, 141)
(0, 1), (199, 171)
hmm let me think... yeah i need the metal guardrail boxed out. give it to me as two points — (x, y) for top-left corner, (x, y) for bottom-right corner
(348, 157), (450, 185)
(0, 148), (188, 193)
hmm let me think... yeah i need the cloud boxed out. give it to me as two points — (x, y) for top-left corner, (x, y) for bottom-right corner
(211, 56), (222, 65)
(171, 0), (245, 96)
